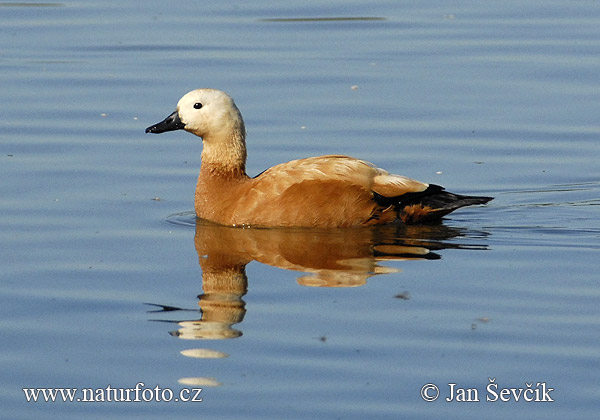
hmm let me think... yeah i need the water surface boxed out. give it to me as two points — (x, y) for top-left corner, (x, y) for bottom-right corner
(1, 1), (599, 419)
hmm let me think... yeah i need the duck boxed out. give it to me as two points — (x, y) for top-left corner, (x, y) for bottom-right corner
(146, 88), (492, 228)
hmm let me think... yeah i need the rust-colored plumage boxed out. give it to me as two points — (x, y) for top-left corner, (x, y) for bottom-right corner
(146, 89), (492, 227)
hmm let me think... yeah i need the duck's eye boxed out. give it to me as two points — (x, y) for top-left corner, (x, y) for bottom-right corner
(193, 103), (203, 109)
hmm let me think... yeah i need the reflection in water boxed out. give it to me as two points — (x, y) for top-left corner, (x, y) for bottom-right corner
(180, 348), (229, 359)
(151, 218), (489, 340)
(150, 218), (489, 385)
(178, 377), (223, 387)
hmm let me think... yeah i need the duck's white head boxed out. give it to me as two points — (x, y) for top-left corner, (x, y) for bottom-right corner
(146, 88), (245, 141)
(146, 89), (247, 173)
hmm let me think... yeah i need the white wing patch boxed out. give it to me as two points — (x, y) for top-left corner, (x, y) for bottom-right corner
(372, 173), (429, 197)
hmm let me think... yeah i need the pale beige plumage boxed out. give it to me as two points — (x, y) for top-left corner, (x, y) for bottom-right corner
(146, 88), (492, 227)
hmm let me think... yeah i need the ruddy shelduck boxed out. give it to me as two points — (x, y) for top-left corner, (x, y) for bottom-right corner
(146, 89), (492, 227)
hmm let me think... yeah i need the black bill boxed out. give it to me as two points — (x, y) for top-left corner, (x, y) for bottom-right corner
(145, 111), (186, 134)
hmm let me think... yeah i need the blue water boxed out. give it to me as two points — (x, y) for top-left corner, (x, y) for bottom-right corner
(1, 1), (599, 419)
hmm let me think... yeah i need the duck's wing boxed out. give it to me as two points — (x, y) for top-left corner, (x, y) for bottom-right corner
(237, 156), (426, 227)
(255, 155), (428, 194)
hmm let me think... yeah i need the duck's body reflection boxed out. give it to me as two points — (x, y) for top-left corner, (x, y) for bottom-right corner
(154, 218), (487, 341)
(195, 219), (445, 287)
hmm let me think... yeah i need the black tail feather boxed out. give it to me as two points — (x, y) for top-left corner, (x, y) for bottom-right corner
(374, 184), (493, 224)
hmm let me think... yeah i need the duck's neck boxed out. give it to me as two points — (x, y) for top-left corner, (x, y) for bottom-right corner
(200, 123), (248, 179)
